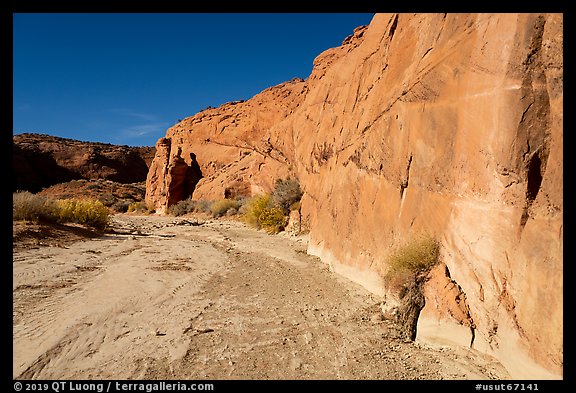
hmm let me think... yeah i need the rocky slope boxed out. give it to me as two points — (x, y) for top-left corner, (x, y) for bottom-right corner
(13, 133), (155, 192)
(145, 13), (563, 379)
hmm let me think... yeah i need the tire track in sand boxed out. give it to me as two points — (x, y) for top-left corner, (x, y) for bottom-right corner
(14, 215), (510, 380)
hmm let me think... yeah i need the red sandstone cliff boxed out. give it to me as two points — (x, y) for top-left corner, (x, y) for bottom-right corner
(145, 78), (307, 210)
(145, 14), (563, 378)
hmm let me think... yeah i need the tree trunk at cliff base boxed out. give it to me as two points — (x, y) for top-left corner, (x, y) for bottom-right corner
(396, 273), (427, 341)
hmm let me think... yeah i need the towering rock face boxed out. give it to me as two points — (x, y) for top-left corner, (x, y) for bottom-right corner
(145, 13), (562, 378)
(145, 137), (203, 211)
(290, 13), (563, 379)
(145, 78), (307, 209)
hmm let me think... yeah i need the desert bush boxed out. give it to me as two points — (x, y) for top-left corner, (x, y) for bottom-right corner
(55, 198), (110, 229)
(240, 179), (302, 233)
(98, 193), (117, 207)
(168, 198), (197, 216)
(127, 201), (154, 214)
(13, 191), (109, 229)
(243, 195), (268, 228)
(210, 199), (240, 217)
(236, 197), (250, 214)
(386, 234), (440, 279)
(111, 200), (131, 213)
(271, 177), (302, 215)
(13, 191), (57, 223)
(243, 194), (285, 234)
(169, 198), (242, 218)
(384, 234), (440, 342)
(194, 200), (212, 215)
(225, 207), (238, 216)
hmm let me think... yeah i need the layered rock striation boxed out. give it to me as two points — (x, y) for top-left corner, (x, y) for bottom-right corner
(145, 14), (563, 378)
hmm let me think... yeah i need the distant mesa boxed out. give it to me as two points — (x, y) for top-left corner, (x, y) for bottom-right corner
(13, 133), (156, 193)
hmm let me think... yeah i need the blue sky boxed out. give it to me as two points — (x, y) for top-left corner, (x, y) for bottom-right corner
(13, 13), (375, 147)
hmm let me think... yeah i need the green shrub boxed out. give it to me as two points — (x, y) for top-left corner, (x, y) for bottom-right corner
(12, 191), (58, 223)
(243, 194), (285, 234)
(55, 198), (110, 229)
(243, 194), (268, 227)
(271, 177), (302, 215)
(386, 234), (440, 278)
(241, 179), (302, 233)
(258, 207), (285, 234)
(210, 199), (240, 217)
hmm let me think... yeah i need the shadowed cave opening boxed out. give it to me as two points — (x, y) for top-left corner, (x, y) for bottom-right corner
(527, 152), (543, 202)
(185, 152), (203, 200)
(167, 150), (203, 206)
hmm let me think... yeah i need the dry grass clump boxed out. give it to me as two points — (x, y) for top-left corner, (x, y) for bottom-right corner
(166, 177), (302, 229)
(111, 200), (131, 213)
(387, 234), (440, 278)
(384, 233), (440, 295)
(384, 233), (440, 341)
(13, 191), (57, 223)
(168, 198), (241, 218)
(13, 191), (109, 229)
(210, 199), (240, 217)
(127, 201), (155, 214)
(167, 198), (196, 216)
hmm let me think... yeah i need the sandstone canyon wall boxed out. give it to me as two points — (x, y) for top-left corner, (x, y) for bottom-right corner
(145, 79), (307, 211)
(145, 14), (563, 379)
